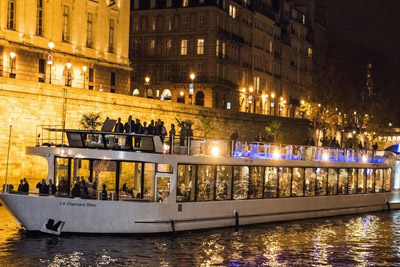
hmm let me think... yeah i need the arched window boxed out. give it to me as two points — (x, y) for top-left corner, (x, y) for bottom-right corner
(132, 88), (140, 96)
(195, 91), (205, 106)
(148, 89), (153, 98)
(177, 91), (185, 103)
(162, 89), (172, 100)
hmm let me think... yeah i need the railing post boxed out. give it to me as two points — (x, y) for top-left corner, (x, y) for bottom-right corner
(170, 134), (175, 155)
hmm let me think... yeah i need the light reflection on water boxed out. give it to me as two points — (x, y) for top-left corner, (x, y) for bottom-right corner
(1, 206), (400, 266)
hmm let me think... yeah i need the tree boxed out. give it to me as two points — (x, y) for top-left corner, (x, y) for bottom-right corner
(79, 113), (102, 130)
(198, 116), (214, 139)
(175, 118), (194, 146)
(265, 120), (281, 143)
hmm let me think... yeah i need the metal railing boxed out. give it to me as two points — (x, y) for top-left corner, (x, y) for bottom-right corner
(33, 126), (387, 164)
(167, 136), (387, 163)
(36, 125), (66, 147)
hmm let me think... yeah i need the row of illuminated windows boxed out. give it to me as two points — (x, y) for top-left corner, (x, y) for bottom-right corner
(132, 62), (205, 82)
(133, 39), (206, 56)
(133, 0), (205, 10)
(55, 158), (173, 201)
(132, 15), (206, 32)
(177, 165), (391, 202)
(6, 1), (115, 52)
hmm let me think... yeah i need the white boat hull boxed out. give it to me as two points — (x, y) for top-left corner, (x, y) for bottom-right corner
(1, 192), (399, 234)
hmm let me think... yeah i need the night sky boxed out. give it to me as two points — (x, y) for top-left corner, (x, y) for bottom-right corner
(326, 0), (400, 124)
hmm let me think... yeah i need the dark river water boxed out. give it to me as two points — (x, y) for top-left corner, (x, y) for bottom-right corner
(1, 205), (400, 266)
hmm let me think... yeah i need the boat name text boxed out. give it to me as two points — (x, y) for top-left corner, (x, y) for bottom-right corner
(60, 201), (96, 207)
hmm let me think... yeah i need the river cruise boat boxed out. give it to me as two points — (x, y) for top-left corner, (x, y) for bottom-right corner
(1, 127), (400, 235)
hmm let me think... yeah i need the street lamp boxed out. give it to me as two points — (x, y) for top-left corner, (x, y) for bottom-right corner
(82, 65), (87, 89)
(66, 62), (72, 86)
(144, 76), (150, 98)
(189, 73), (195, 104)
(9, 52), (16, 78)
(248, 87), (254, 113)
(270, 92), (275, 115)
(262, 94), (268, 114)
(47, 41), (55, 84)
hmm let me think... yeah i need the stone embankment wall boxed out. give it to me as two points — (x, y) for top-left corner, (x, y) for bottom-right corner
(0, 77), (310, 187)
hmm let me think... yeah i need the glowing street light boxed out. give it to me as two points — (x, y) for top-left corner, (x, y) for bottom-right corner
(270, 92), (276, 115)
(144, 76), (150, 98)
(66, 62), (72, 86)
(82, 65), (87, 89)
(47, 41), (55, 84)
(9, 52), (16, 78)
(189, 73), (195, 104)
(48, 41), (55, 50)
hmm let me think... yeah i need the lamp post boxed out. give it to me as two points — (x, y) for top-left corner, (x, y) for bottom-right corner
(248, 86), (254, 113)
(47, 41), (55, 84)
(66, 62), (72, 86)
(144, 76), (150, 98)
(82, 65), (87, 89)
(279, 97), (286, 117)
(262, 94), (268, 114)
(189, 73), (195, 104)
(9, 52), (16, 78)
(270, 92), (275, 115)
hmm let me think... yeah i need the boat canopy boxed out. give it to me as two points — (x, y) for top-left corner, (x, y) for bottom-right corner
(65, 130), (163, 153)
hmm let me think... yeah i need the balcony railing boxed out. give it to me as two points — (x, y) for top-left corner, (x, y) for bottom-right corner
(35, 126), (388, 164)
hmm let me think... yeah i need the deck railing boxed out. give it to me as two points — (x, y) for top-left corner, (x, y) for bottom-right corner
(36, 125), (66, 147)
(34, 126), (387, 163)
(170, 137), (386, 164)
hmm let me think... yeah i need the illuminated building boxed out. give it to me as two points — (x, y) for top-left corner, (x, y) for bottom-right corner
(129, 0), (326, 117)
(0, 0), (131, 93)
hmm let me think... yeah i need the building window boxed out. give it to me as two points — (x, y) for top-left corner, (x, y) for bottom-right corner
(198, 15), (204, 29)
(133, 89), (140, 96)
(165, 39), (172, 55)
(163, 64), (170, 80)
(132, 40), (139, 56)
(216, 39), (219, 56)
(109, 19), (115, 53)
(89, 68), (94, 82)
(183, 0), (188, 7)
(133, 18), (139, 31)
(182, 16), (188, 29)
(148, 40), (155, 55)
(36, 0), (44, 36)
(177, 92), (185, 103)
(308, 47), (313, 57)
(38, 58), (45, 83)
(229, 5), (237, 19)
(86, 13), (93, 48)
(195, 91), (205, 106)
(197, 39), (204, 55)
(111, 72), (116, 86)
(166, 17), (172, 31)
(222, 41), (226, 58)
(150, 17), (156, 31)
(7, 0), (16, 30)
(197, 63), (204, 77)
(62, 5), (70, 42)
(180, 39), (187, 55)
(179, 64), (186, 80)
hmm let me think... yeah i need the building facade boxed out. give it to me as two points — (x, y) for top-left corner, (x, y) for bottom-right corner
(130, 0), (321, 117)
(0, 0), (131, 93)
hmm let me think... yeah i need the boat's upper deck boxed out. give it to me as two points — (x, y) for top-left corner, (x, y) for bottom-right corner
(35, 126), (389, 164)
